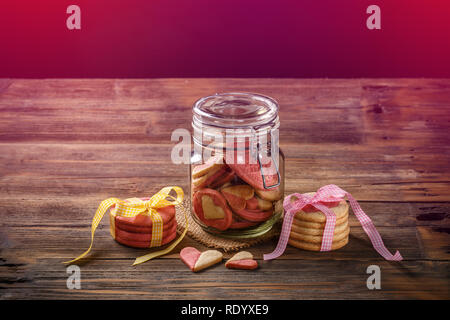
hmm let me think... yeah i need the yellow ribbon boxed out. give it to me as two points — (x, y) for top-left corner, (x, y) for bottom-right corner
(63, 186), (187, 266)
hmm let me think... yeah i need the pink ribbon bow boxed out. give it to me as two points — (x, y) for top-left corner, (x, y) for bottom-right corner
(264, 184), (403, 261)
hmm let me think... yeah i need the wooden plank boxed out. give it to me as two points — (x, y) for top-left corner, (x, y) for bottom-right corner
(2, 143), (448, 182)
(0, 224), (424, 261)
(1, 258), (448, 299)
(416, 226), (450, 260)
(0, 200), (447, 267)
(1, 198), (448, 229)
(0, 79), (12, 95)
(0, 142), (448, 201)
(0, 79), (448, 145)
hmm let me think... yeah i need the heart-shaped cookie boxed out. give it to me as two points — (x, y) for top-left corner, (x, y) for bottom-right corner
(115, 230), (177, 248)
(112, 202), (176, 228)
(193, 188), (233, 230)
(192, 155), (224, 179)
(180, 247), (223, 272)
(255, 188), (282, 201)
(115, 221), (177, 242)
(192, 166), (227, 190)
(114, 216), (176, 234)
(209, 168), (235, 189)
(221, 185), (254, 211)
(225, 251), (258, 270)
(225, 151), (279, 191)
(245, 196), (273, 211)
(233, 207), (274, 222)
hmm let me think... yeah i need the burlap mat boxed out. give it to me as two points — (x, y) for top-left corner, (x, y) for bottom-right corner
(175, 203), (280, 252)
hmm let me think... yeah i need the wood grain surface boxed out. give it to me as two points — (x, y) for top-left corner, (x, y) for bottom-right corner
(0, 79), (449, 299)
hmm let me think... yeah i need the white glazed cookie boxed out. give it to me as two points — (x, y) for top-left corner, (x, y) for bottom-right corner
(193, 250), (223, 272)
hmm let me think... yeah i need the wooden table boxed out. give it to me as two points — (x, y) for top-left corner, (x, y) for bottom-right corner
(0, 79), (449, 299)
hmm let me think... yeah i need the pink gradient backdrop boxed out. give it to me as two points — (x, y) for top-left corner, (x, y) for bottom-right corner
(0, 0), (449, 77)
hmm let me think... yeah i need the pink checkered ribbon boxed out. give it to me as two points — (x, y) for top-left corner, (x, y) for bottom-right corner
(264, 184), (403, 261)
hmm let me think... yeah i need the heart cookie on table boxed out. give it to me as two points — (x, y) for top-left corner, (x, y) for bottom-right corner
(180, 247), (223, 272)
(225, 251), (258, 270)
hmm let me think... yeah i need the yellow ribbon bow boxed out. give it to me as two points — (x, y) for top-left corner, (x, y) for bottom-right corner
(64, 186), (187, 266)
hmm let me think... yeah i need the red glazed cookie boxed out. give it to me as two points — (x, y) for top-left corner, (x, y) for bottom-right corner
(208, 168), (235, 189)
(226, 259), (258, 270)
(109, 199), (180, 249)
(179, 247), (201, 270)
(245, 196), (273, 211)
(180, 247), (223, 272)
(221, 185), (254, 211)
(114, 216), (176, 234)
(225, 251), (258, 270)
(225, 151), (279, 191)
(233, 207), (274, 222)
(192, 156), (235, 191)
(192, 166), (227, 190)
(115, 230), (177, 248)
(113, 205), (176, 228)
(115, 221), (177, 242)
(193, 188), (233, 231)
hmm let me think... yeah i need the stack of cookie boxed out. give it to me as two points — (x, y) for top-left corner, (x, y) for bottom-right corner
(109, 198), (178, 248)
(191, 154), (282, 232)
(288, 193), (350, 251)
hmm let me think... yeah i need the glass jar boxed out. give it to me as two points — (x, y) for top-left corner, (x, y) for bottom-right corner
(190, 93), (285, 239)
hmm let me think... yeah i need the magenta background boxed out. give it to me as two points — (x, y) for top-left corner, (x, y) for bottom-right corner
(1, 0), (449, 78)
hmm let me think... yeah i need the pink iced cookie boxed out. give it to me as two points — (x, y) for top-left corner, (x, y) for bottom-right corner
(180, 247), (223, 272)
(180, 247), (201, 271)
(225, 151), (279, 191)
(225, 251), (258, 270)
(226, 259), (258, 270)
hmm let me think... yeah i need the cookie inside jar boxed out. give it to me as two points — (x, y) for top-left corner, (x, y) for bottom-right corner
(190, 93), (284, 239)
(191, 149), (284, 238)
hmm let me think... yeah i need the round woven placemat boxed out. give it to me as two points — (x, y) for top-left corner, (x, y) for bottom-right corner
(175, 203), (280, 252)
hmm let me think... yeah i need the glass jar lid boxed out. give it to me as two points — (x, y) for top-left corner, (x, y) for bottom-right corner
(192, 92), (279, 130)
